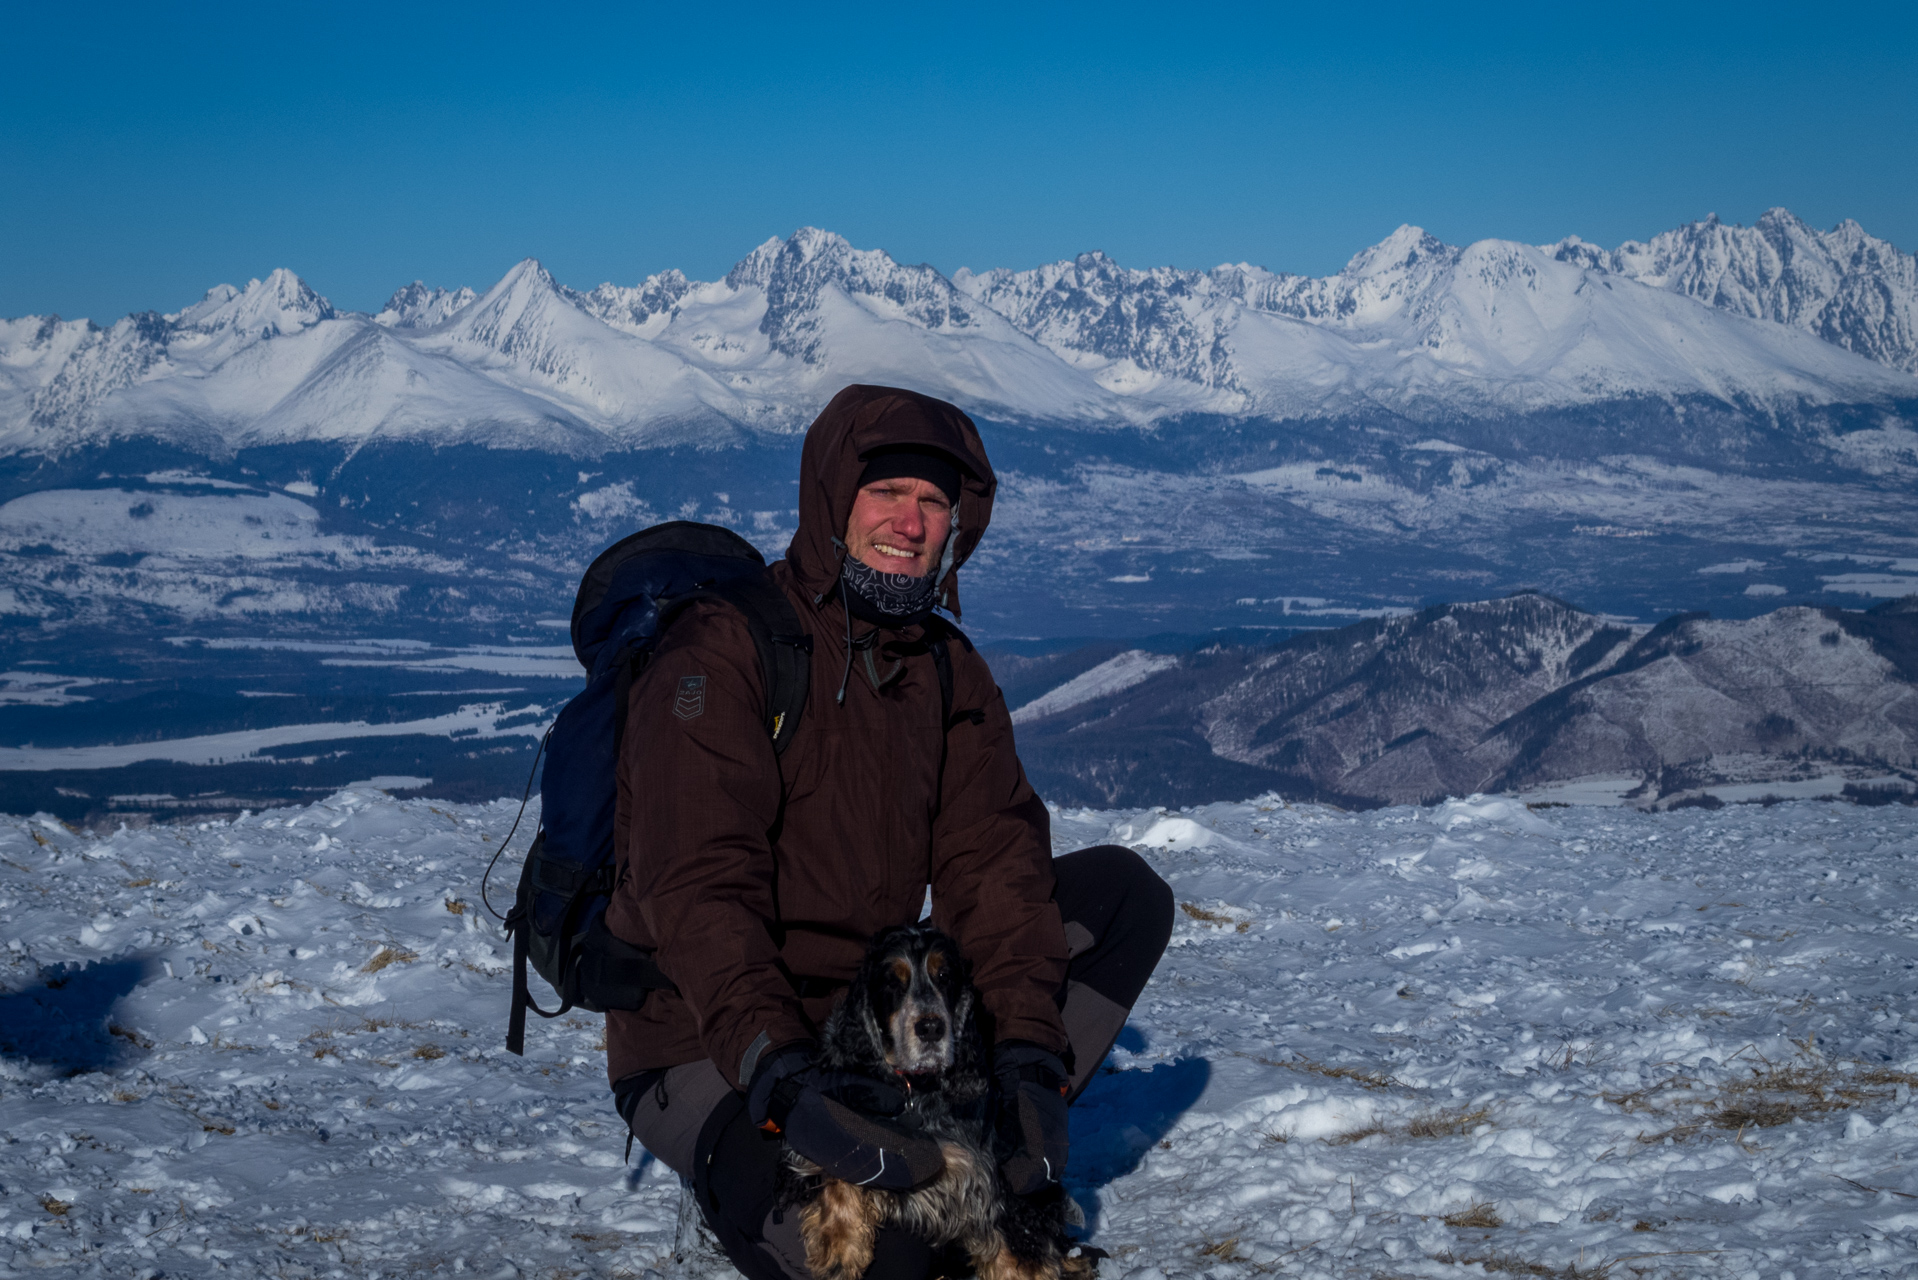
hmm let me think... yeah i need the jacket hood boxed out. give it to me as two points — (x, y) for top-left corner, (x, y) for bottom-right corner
(786, 384), (996, 618)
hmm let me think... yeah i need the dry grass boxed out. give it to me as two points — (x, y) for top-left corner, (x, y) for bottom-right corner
(1606, 1048), (1918, 1144)
(1179, 901), (1252, 933)
(1196, 1236), (1241, 1262)
(1259, 1125), (1293, 1145)
(1443, 1202), (1502, 1229)
(1406, 1106), (1492, 1138)
(124, 877), (153, 888)
(1235, 1050), (1402, 1090)
(1431, 1251), (1610, 1278)
(412, 1044), (445, 1061)
(360, 947), (417, 974)
(445, 898), (468, 915)
(1331, 1105), (1492, 1146)
(40, 1196), (70, 1217)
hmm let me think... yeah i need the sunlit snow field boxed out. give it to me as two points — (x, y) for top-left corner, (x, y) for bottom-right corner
(3, 790), (1917, 1278)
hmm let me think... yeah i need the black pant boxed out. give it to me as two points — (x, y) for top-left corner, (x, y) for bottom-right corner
(685, 845), (1173, 1280)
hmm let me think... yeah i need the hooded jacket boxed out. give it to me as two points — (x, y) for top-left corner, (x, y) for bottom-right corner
(603, 385), (1068, 1089)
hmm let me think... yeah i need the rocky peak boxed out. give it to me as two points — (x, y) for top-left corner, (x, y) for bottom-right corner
(572, 269), (693, 333)
(376, 282), (478, 330)
(730, 227), (983, 364)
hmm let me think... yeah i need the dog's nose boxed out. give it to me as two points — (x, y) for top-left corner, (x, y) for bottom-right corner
(914, 1015), (946, 1044)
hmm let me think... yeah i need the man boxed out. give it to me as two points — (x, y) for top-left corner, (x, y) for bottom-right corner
(604, 385), (1173, 1280)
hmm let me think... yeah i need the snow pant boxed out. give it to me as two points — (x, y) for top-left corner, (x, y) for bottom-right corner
(614, 844), (1174, 1280)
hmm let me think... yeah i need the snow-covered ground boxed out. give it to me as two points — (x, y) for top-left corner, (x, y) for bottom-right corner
(3, 788), (1916, 1278)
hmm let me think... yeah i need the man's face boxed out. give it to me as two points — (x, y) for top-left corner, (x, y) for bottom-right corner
(843, 476), (953, 578)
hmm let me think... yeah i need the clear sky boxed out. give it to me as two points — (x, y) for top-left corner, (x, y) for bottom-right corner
(4, 1), (1914, 321)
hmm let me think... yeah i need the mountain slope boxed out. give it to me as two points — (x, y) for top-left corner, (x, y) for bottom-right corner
(1008, 595), (1918, 809)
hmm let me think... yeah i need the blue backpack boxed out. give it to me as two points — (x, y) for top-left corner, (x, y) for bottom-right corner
(496, 522), (813, 1055)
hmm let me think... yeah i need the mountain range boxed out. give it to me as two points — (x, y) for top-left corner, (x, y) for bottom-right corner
(3, 210), (1915, 456)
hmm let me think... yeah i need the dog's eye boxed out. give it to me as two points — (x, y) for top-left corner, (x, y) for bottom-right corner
(890, 959), (912, 986)
(926, 951), (947, 979)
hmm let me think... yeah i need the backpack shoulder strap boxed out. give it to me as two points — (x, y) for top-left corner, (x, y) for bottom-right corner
(924, 617), (983, 732)
(693, 571), (812, 755)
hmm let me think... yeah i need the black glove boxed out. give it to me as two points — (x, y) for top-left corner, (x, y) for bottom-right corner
(991, 1041), (1071, 1195)
(746, 1043), (946, 1191)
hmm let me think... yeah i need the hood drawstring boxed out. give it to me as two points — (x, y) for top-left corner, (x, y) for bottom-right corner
(932, 509), (961, 612)
(829, 538), (856, 706)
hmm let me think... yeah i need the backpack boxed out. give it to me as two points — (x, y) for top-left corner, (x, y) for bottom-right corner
(499, 521), (813, 1055)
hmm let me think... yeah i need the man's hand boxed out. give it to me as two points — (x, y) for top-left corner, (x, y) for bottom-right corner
(746, 1044), (946, 1191)
(991, 1041), (1071, 1195)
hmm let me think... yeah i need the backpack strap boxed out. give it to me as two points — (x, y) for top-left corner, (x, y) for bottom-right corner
(925, 618), (985, 733)
(665, 573), (812, 755)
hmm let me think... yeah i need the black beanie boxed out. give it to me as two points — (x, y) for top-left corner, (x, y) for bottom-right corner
(858, 446), (962, 503)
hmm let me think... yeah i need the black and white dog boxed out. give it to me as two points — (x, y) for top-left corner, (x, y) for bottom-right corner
(779, 924), (1086, 1280)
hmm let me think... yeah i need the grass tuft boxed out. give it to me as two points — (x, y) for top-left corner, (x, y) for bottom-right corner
(1196, 1236), (1241, 1261)
(361, 947), (418, 974)
(1406, 1106), (1492, 1139)
(1236, 1050), (1402, 1090)
(1329, 1105), (1492, 1145)
(1179, 901), (1253, 933)
(1443, 1202), (1502, 1229)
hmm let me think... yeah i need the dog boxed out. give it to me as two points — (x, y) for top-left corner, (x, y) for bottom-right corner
(778, 924), (1090, 1280)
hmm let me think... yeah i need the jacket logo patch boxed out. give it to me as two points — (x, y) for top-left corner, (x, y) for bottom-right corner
(673, 675), (707, 721)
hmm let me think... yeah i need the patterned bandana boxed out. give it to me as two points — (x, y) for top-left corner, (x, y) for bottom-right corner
(840, 554), (939, 624)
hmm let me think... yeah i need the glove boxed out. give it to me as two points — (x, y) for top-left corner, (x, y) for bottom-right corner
(991, 1041), (1071, 1195)
(746, 1043), (946, 1191)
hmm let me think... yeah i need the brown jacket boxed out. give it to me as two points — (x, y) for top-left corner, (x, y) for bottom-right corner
(603, 385), (1068, 1089)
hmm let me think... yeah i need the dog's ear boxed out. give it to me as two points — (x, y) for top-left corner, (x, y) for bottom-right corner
(928, 934), (987, 1084)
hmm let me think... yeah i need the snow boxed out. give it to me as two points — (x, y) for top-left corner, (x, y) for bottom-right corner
(0, 701), (548, 770)
(4, 787), (1917, 1277)
(0, 671), (101, 707)
(1011, 651), (1183, 725)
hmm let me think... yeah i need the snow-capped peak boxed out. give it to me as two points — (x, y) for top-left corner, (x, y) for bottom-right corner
(1340, 224), (1456, 280)
(170, 268), (333, 339)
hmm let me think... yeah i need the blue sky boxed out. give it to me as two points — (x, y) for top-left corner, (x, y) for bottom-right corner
(4, 1), (1914, 320)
